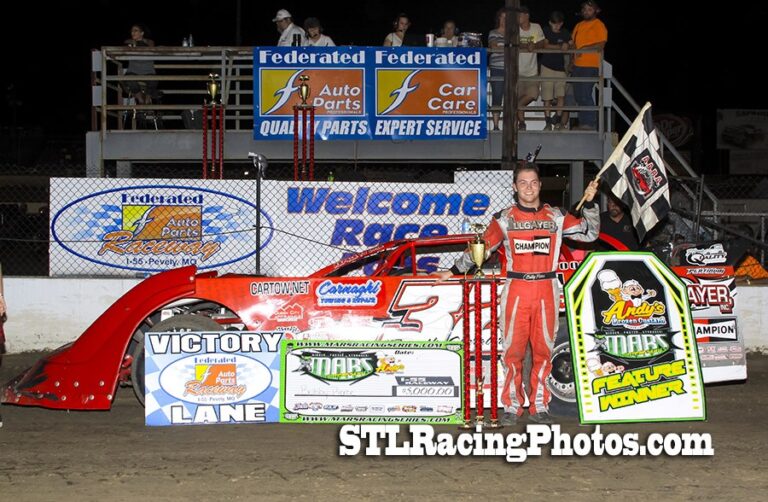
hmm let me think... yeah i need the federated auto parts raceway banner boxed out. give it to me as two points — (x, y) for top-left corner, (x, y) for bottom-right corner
(565, 252), (706, 424)
(144, 331), (283, 426)
(49, 172), (511, 277)
(261, 170), (514, 276)
(253, 46), (487, 140)
(49, 178), (264, 276)
(280, 340), (463, 424)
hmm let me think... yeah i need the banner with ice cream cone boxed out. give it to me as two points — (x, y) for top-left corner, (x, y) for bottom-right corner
(564, 252), (706, 424)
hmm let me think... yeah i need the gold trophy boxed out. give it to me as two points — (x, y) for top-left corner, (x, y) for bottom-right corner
(206, 73), (220, 104)
(468, 223), (487, 278)
(298, 75), (310, 106)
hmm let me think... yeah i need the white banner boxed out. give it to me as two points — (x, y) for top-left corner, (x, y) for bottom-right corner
(50, 178), (261, 276)
(260, 170), (514, 276)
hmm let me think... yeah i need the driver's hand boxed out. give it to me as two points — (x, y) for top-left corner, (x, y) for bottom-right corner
(433, 270), (454, 283)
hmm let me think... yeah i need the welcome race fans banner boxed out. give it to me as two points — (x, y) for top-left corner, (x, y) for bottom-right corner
(253, 47), (487, 140)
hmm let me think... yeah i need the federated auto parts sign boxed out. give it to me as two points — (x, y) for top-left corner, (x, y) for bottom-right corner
(50, 179), (267, 276)
(253, 46), (487, 140)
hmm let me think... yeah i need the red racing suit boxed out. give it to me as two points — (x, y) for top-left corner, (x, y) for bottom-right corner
(454, 201), (599, 415)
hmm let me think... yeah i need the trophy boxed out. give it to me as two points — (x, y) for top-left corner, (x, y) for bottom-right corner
(206, 73), (220, 104)
(468, 223), (487, 278)
(298, 75), (310, 106)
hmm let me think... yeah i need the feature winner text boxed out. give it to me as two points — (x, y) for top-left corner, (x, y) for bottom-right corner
(592, 360), (687, 412)
(374, 119), (483, 138)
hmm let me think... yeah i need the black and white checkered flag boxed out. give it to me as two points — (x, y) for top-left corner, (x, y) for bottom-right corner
(598, 102), (670, 241)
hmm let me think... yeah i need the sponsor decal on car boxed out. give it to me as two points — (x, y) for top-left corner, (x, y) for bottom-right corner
(685, 244), (727, 266)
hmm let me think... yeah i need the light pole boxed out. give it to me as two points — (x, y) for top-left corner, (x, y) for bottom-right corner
(248, 152), (268, 275)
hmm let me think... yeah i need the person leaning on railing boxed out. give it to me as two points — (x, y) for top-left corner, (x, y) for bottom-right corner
(569, 0), (607, 131)
(541, 11), (571, 130)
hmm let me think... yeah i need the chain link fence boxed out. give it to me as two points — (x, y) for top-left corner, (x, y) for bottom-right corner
(3, 146), (767, 277)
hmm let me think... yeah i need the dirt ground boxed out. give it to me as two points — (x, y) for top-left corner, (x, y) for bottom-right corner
(1, 352), (767, 501)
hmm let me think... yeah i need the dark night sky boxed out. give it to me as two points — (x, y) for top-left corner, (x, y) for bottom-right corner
(0, 1), (760, 146)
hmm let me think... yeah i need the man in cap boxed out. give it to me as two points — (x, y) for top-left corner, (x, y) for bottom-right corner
(273, 9), (306, 47)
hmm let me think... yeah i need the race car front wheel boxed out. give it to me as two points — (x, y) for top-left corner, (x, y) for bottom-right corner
(131, 314), (222, 406)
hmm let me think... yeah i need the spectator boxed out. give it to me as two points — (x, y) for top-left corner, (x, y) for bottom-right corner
(599, 194), (640, 250)
(569, 0), (607, 130)
(273, 9), (305, 47)
(383, 13), (410, 46)
(487, 8), (506, 131)
(441, 20), (460, 47)
(516, 6), (545, 130)
(304, 17), (335, 46)
(540, 11), (571, 130)
(123, 24), (156, 105)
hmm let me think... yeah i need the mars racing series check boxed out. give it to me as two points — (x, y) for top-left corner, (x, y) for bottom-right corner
(280, 340), (464, 424)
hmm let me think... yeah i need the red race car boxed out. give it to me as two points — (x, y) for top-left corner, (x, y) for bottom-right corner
(1, 234), (605, 413)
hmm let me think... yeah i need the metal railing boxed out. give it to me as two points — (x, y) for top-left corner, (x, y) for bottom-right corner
(92, 45), (606, 133)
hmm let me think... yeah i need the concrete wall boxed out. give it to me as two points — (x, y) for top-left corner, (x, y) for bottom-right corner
(2, 278), (767, 353)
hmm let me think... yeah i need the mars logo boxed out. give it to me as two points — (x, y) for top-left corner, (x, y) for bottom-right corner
(294, 349), (378, 382)
(597, 269), (667, 330)
(592, 332), (674, 360)
(376, 69), (480, 116)
(260, 69), (364, 116)
(627, 150), (667, 203)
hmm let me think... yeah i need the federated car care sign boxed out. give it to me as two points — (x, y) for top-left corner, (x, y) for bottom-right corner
(280, 340), (463, 424)
(50, 178), (266, 276)
(144, 331), (282, 426)
(253, 46), (486, 140)
(564, 252), (705, 423)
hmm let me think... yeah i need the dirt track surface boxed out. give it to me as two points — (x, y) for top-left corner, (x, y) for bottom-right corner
(1, 352), (767, 501)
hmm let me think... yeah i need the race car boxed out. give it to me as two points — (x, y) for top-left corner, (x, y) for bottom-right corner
(1, 234), (741, 414)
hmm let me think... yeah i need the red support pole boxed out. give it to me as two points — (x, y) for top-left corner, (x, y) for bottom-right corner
(302, 107), (308, 180)
(462, 280), (471, 427)
(211, 103), (218, 178)
(293, 106), (299, 181)
(202, 103), (208, 179)
(489, 278), (499, 425)
(474, 280), (484, 422)
(218, 105), (225, 179)
(309, 107), (315, 181)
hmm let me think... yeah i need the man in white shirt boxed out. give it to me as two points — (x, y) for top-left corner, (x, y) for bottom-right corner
(517, 6), (545, 129)
(273, 9), (306, 47)
(304, 17), (335, 47)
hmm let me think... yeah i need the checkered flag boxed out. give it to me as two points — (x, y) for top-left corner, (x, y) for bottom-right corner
(598, 102), (671, 241)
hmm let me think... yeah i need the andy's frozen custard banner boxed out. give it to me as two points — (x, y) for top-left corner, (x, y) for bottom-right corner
(564, 252), (706, 424)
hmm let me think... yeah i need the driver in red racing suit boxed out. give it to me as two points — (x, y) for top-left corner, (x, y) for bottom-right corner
(438, 164), (600, 424)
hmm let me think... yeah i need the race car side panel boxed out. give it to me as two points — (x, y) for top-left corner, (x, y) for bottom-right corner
(2, 266), (199, 410)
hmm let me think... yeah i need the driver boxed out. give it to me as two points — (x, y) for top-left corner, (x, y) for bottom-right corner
(437, 163), (599, 424)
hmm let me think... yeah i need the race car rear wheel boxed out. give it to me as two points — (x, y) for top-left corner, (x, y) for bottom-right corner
(131, 314), (221, 406)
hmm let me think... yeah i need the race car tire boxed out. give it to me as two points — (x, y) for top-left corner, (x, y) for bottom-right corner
(547, 321), (579, 417)
(131, 314), (221, 406)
